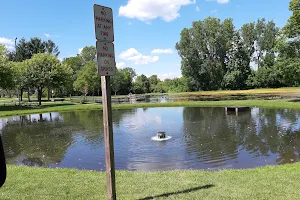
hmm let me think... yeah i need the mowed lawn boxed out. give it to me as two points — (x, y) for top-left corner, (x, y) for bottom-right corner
(1, 164), (300, 200)
(2, 99), (300, 118)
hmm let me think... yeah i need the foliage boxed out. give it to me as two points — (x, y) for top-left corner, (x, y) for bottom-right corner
(79, 46), (96, 64)
(176, 17), (235, 91)
(133, 74), (150, 94)
(1, 0), (300, 99)
(223, 33), (251, 90)
(73, 61), (100, 95)
(11, 37), (60, 62)
(23, 53), (72, 105)
(111, 67), (136, 95)
(0, 45), (14, 90)
(275, 57), (300, 87)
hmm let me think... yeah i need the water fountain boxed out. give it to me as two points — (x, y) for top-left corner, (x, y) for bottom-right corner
(151, 131), (172, 141)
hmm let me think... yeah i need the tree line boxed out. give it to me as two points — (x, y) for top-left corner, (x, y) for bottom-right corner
(0, 0), (299, 105)
(0, 39), (188, 105)
(176, 0), (300, 91)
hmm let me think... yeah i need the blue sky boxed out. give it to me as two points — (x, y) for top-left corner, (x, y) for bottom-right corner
(0, 0), (291, 80)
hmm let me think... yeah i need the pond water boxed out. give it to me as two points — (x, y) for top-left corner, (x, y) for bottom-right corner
(1, 107), (300, 171)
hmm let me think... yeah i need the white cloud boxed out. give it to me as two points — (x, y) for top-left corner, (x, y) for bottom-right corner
(44, 33), (51, 38)
(217, 0), (229, 3)
(0, 37), (14, 45)
(151, 49), (174, 54)
(78, 48), (83, 54)
(5, 45), (14, 50)
(119, 48), (159, 64)
(116, 62), (127, 69)
(118, 0), (196, 22)
(206, 0), (229, 3)
(196, 6), (200, 12)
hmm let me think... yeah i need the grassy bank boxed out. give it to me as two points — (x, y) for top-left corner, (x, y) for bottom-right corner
(2, 99), (300, 118)
(0, 164), (300, 199)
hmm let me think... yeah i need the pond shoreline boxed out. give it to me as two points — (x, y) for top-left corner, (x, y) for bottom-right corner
(1, 163), (300, 199)
(1, 99), (300, 118)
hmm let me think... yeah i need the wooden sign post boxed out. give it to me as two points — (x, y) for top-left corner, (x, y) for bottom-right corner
(94, 4), (116, 200)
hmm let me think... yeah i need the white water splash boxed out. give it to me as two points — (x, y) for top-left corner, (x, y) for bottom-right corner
(151, 136), (172, 141)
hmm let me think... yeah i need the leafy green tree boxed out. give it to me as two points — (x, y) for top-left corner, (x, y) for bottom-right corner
(176, 17), (235, 91)
(63, 56), (84, 75)
(223, 33), (251, 90)
(0, 45), (14, 90)
(111, 68), (124, 95)
(62, 56), (84, 95)
(275, 58), (300, 87)
(11, 61), (28, 102)
(279, 0), (300, 58)
(149, 75), (161, 92)
(163, 77), (190, 93)
(252, 66), (282, 88)
(73, 61), (101, 95)
(133, 74), (150, 94)
(24, 53), (72, 105)
(80, 46), (96, 63)
(241, 18), (279, 68)
(111, 67), (136, 95)
(153, 82), (167, 93)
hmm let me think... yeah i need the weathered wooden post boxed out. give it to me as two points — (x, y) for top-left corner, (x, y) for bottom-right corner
(94, 4), (117, 200)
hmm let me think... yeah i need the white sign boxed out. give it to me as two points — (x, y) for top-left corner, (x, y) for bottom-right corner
(94, 4), (114, 42)
(96, 41), (116, 76)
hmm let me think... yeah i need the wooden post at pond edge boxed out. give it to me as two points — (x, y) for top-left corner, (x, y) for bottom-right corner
(101, 76), (116, 200)
(94, 4), (117, 199)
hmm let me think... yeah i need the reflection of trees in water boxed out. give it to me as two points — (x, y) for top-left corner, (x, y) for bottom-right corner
(182, 107), (300, 166)
(60, 109), (133, 146)
(1, 109), (133, 167)
(182, 107), (239, 167)
(1, 114), (73, 167)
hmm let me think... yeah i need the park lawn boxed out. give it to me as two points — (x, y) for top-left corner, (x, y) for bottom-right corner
(169, 87), (300, 96)
(2, 99), (300, 118)
(1, 163), (300, 199)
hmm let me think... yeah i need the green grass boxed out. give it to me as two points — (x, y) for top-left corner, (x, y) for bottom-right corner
(1, 163), (300, 199)
(2, 99), (300, 118)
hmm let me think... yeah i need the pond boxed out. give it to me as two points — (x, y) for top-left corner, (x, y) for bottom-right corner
(1, 107), (300, 171)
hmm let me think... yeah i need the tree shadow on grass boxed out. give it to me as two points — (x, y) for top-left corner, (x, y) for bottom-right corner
(138, 184), (214, 200)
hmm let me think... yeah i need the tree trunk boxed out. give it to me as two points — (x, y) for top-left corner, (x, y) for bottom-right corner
(38, 88), (42, 106)
(48, 88), (51, 101)
(115, 91), (117, 96)
(27, 88), (31, 102)
(20, 89), (23, 101)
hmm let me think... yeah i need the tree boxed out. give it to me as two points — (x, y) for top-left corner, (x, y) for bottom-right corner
(223, 33), (251, 90)
(80, 46), (96, 63)
(280, 0), (300, 58)
(63, 56), (84, 75)
(149, 75), (161, 92)
(163, 77), (190, 93)
(241, 18), (279, 69)
(111, 67), (136, 95)
(275, 57), (300, 87)
(63, 56), (84, 93)
(24, 53), (72, 105)
(176, 17), (235, 91)
(73, 61), (101, 95)
(133, 74), (150, 94)
(11, 61), (28, 103)
(0, 45), (14, 90)
(111, 69), (124, 95)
